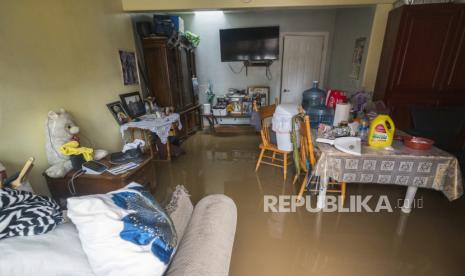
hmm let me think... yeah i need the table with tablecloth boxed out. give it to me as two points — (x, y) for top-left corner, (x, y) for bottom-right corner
(120, 113), (182, 144)
(314, 139), (463, 212)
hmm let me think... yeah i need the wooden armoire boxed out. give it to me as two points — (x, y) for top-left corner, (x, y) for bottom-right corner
(143, 36), (201, 140)
(374, 3), (465, 137)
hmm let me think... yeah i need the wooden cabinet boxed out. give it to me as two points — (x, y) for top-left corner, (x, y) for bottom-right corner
(439, 10), (465, 98)
(143, 36), (201, 140)
(178, 105), (202, 138)
(44, 156), (156, 209)
(391, 6), (458, 96)
(384, 96), (437, 131)
(143, 38), (179, 108)
(374, 3), (465, 134)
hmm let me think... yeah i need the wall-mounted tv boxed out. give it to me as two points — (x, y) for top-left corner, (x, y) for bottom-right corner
(219, 26), (279, 62)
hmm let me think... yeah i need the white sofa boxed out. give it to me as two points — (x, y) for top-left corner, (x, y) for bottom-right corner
(0, 193), (237, 276)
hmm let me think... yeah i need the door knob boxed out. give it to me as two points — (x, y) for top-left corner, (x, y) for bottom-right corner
(283, 89), (290, 93)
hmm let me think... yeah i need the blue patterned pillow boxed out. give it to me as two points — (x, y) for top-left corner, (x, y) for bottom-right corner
(67, 183), (177, 276)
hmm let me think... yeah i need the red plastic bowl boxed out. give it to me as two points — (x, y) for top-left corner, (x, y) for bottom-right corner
(403, 136), (434, 150)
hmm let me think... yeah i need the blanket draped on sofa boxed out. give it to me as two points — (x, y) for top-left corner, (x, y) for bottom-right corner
(0, 188), (63, 239)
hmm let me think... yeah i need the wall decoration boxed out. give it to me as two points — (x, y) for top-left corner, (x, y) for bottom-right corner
(107, 101), (130, 125)
(120, 92), (146, 118)
(247, 86), (270, 107)
(349, 37), (366, 80)
(118, 50), (139, 85)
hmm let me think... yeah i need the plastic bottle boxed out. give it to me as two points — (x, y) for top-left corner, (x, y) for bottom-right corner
(359, 116), (369, 141)
(368, 114), (395, 148)
(302, 81), (326, 110)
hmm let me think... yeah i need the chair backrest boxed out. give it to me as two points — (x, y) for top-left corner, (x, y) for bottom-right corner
(127, 127), (152, 154)
(252, 100), (259, 112)
(258, 104), (276, 121)
(299, 115), (316, 168)
(258, 104), (276, 147)
(253, 97), (279, 114)
(260, 124), (271, 147)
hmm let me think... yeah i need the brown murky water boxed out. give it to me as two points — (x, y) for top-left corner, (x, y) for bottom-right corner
(154, 132), (465, 276)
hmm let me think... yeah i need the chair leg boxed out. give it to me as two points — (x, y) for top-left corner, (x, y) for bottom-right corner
(292, 174), (299, 185)
(283, 153), (287, 180)
(297, 175), (308, 200)
(255, 148), (265, 172)
(166, 139), (171, 161)
(340, 182), (347, 206)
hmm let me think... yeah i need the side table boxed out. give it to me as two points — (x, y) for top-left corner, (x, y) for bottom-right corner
(44, 155), (156, 208)
(202, 114), (256, 134)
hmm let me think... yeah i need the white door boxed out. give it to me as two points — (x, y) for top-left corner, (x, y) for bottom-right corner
(280, 34), (327, 104)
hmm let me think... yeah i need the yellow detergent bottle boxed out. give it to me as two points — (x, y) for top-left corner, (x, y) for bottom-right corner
(368, 114), (395, 148)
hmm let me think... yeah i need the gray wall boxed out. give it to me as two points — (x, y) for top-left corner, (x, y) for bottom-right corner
(181, 9), (337, 103)
(174, 7), (373, 104)
(327, 7), (375, 94)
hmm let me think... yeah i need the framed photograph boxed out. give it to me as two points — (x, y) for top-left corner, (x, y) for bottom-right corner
(120, 92), (146, 118)
(247, 86), (270, 107)
(349, 37), (366, 80)
(107, 101), (130, 125)
(118, 49), (139, 85)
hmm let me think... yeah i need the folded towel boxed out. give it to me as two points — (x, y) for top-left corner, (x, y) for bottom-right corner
(59, 141), (93, 161)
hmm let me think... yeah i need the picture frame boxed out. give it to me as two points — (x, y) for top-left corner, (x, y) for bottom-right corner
(349, 37), (366, 80)
(118, 49), (139, 86)
(119, 92), (146, 118)
(247, 86), (270, 107)
(107, 101), (130, 125)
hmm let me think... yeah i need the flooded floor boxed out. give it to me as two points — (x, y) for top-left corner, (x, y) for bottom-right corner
(154, 132), (465, 276)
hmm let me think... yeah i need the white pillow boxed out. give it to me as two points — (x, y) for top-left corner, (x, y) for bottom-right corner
(67, 183), (177, 276)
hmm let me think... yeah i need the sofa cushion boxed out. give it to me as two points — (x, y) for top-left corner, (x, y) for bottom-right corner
(166, 194), (237, 276)
(67, 183), (177, 276)
(0, 222), (95, 276)
(165, 185), (193, 241)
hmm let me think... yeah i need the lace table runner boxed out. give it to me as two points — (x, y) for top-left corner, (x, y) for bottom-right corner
(120, 113), (182, 144)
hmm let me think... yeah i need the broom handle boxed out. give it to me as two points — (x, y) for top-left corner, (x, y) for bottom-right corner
(11, 157), (34, 189)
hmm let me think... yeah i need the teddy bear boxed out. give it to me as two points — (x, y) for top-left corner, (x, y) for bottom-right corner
(45, 108), (108, 178)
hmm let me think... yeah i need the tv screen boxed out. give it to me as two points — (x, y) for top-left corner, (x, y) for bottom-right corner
(219, 26), (279, 62)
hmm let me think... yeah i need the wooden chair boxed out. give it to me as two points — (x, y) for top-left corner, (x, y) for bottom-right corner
(128, 127), (154, 158)
(254, 103), (293, 180)
(295, 115), (346, 204)
(127, 126), (174, 161)
(252, 98), (279, 129)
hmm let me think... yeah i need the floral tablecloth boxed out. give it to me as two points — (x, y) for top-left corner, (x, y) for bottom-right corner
(120, 113), (182, 144)
(314, 140), (463, 200)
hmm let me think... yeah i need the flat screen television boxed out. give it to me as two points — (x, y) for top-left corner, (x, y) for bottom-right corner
(219, 26), (279, 62)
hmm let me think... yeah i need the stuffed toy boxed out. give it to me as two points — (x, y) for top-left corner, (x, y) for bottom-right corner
(45, 108), (108, 178)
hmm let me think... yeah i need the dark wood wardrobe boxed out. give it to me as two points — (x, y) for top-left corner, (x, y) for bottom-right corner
(143, 36), (201, 140)
(374, 3), (465, 149)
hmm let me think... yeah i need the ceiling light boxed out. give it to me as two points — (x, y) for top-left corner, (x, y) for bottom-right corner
(194, 10), (224, 16)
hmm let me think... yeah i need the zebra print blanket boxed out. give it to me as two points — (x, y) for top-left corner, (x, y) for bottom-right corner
(0, 188), (63, 240)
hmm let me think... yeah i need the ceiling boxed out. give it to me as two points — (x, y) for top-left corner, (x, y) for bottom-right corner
(122, 0), (395, 12)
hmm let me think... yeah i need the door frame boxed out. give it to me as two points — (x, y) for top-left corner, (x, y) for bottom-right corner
(279, 32), (330, 103)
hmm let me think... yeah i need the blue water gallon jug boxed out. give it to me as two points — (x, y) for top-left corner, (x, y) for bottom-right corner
(302, 81), (326, 110)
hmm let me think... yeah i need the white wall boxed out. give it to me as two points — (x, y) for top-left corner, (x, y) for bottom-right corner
(181, 9), (337, 103)
(135, 7), (374, 104)
(327, 7), (375, 93)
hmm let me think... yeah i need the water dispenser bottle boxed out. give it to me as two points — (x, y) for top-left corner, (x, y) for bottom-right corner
(302, 81), (326, 110)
